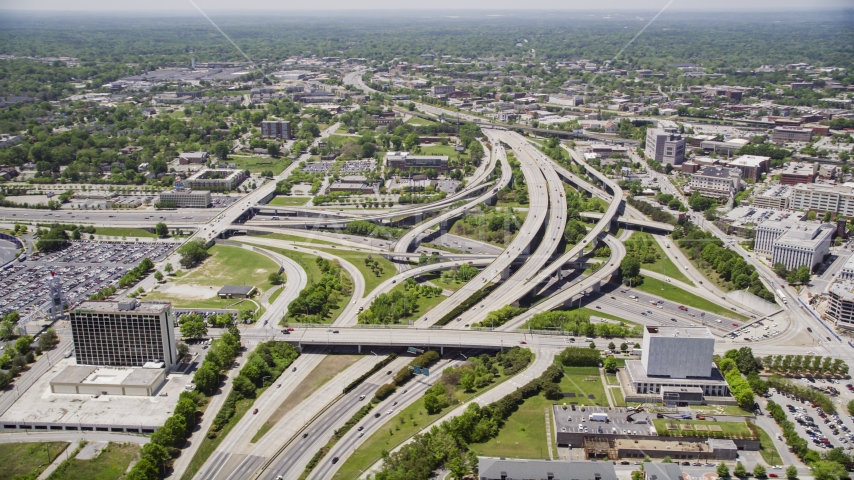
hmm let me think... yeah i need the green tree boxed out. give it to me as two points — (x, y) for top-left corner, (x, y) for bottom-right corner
(717, 463), (730, 478)
(621, 256), (641, 280)
(193, 363), (219, 394)
(424, 393), (441, 414)
(807, 210), (818, 221)
(14, 335), (33, 354)
(177, 342), (189, 359)
(155, 222), (168, 237)
(268, 272), (284, 285)
(177, 238), (209, 268)
(164, 263), (174, 274)
(267, 143), (280, 157)
(180, 319), (207, 339)
(38, 328), (58, 350)
(662, 456), (673, 463)
(754, 464), (767, 478)
(154, 271), (164, 282)
(811, 460), (848, 480)
(232, 374), (256, 398)
(460, 372), (476, 392)
(212, 141), (230, 160)
(786, 466), (798, 479)
(0, 317), (16, 340)
(734, 462), (748, 478)
(603, 357), (618, 372)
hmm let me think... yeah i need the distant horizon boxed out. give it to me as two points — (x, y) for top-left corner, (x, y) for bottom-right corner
(0, 2), (852, 13)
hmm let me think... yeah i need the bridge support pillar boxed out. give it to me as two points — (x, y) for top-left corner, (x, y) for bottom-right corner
(440, 346), (444, 355)
(501, 266), (511, 280)
(358, 344), (362, 354)
(589, 281), (601, 292)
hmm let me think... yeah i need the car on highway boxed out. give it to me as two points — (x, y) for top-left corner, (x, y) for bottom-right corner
(253, 408), (259, 414)
(520, 341), (527, 344)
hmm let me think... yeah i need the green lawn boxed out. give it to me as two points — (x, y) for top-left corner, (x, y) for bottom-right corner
(334, 361), (525, 479)
(47, 442), (140, 480)
(317, 249), (396, 297)
(256, 232), (339, 246)
(419, 272), (468, 292)
(94, 227), (157, 238)
(366, 282), (447, 324)
(524, 306), (637, 329)
(472, 392), (551, 460)
(611, 386), (626, 406)
(0, 442), (69, 479)
(754, 424), (783, 465)
(268, 196), (311, 206)
(420, 144), (465, 157)
(625, 232), (694, 286)
(652, 419), (753, 437)
(230, 156), (292, 175)
(558, 367), (608, 407)
(689, 404), (754, 416)
(143, 245), (278, 309)
(268, 286), (283, 305)
(405, 116), (437, 125)
(634, 277), (748, 321)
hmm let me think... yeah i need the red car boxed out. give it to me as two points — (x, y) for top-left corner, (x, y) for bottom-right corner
(769, 474), (779, 478)
(520, 341), (527, 344)
(253, 408), (259, 414)
(732, 323), (739, 327)
(287, 327), (295, 331)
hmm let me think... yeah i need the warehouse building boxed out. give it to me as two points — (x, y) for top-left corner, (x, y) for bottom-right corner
(49, 363), (166, 397)
(477, 458), (618, 480)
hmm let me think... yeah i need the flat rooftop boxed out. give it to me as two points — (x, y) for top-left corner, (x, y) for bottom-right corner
(625, 360), (727, 386)
(0, 357), (190, 427)
(615, 438), (711, 453)
(775, 222), (834, 248)
(645, 326), (714, 339)
(75, 300), (170, 314)
(830, 281), (854, 301)
(51, 365), (164, 387)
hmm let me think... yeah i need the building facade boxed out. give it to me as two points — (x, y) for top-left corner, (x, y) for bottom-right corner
(827, 281), (854, 330)
(772, 126), (813, 144)
(260, 120), (291, 139)
(645, 128), (686, 166)
(771, 222), (834, 271)
(780, 162), (817, 185)
(752, 185), (791, 209)
(726, 155), (771, 182)
(385, 152), (449, 173)
(184, 168), (246, 191)
(687, 166), (741, 199)
(70, 300), (177, 370)
(158, 189), (211, 208)
(790, 184), (854, 217)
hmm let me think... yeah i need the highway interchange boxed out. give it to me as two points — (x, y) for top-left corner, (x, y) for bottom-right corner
(1, 71), (851, 480)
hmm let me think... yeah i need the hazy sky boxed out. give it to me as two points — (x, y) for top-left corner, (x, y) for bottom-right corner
(0, 0), (850, 11)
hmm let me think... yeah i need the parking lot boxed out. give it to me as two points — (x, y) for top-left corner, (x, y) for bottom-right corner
(553, 405), (655, 436)
(765, 387), (854, 451)
(726, 319), (784, 342)
(340, 160), (376, 174)
(1, 241), (174, 319)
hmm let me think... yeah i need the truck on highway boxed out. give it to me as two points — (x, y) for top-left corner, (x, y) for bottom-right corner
(776, 289), (788, 303)
(589, 413), (609, 422)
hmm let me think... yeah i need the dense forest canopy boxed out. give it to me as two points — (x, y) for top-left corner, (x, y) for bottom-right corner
(0, 10), (851, 71)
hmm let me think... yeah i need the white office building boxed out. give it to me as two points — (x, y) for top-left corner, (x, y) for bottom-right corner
(158, 189), (211, 208)
(756, 219), (834, 270)
(790, 183), (854, 217)
(827, 281), (854, 330)
(752, 185), (792, 209)
(687, 166), (741, 199)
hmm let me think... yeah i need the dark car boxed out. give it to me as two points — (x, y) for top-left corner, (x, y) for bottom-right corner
(332, 457), (339, 464)
(374, 412), (381, 418)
